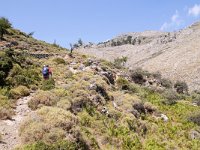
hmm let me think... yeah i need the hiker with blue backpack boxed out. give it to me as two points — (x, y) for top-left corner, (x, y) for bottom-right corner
(42, 65), (52, 79)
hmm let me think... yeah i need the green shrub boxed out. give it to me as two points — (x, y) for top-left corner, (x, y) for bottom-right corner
(116, 77), (139, 94)
(0, 50), (13, 86)
(113, 56), (127, 69)
(53, 57), (66, 64)
(174, 81), (188, 94)
(116, 77), (129, 90)
(41, 78), (55, 91)
(7, 64), (41, 87)
(9, 85), (30, 99)
(160, 78), (173, 89)
(28, 91), (58, 110)
(162, 90), (179, 105)
(0, 17), (12, 40)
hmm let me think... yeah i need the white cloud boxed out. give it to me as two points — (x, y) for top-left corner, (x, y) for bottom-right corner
(160, 10), (182, 31)
(188, 4), (200, 17)
(172, 10), (179, 22)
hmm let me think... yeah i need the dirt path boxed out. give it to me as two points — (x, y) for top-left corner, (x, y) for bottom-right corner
(0, 92), (35, 150)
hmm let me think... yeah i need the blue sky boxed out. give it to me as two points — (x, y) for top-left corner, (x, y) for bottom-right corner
(1, 0), (200, 48)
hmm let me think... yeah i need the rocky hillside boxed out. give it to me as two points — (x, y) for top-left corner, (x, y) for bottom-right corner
(0, 20), (200, 150)
(77, 21), (200, 91)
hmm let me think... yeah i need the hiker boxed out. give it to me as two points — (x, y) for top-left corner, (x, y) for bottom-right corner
(42, 65), (51, 79)
(47, 65), (52, 77)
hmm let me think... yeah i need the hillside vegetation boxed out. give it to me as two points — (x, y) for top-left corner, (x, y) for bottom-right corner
(0, 19), (200, 150)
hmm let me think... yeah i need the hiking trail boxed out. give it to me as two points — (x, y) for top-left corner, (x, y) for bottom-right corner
(0, 92), (36, 150)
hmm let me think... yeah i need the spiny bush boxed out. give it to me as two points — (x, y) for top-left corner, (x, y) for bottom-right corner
(57, 97), (72, 110)
(53, 57), (66, 64)
(160, 78), (173, 89)
(0, 95), (14, 119)
(174, 81), (188, 94)
(20, 107), (77, 144)
(116, 77), (130, 90)
(9, 85), (30, 99)
(188, 111), (200, 126)
(28, 90), (58, 110)
(41, 78), (55, 91)
(116, 77), (139, 93)
(0, 107), (14, 120)
(191, 93), (200, 106)
(113, 56), (127, 69)
(162, 90), (179, 105)
(130, 68), (149, 85)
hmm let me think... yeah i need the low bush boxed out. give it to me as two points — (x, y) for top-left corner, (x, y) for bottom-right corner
(53, 57), (66, 64)
(188, 111), (200, 126)
(0, 95), (14, 119)
(174, 81), (188, 94)
(9, 85), (30, 99)
(133, 102), (146, 114)
(192, 95), (200, 106)
(41, 78), (55, 91)
(0, 107), (14, 120)
(162, 90), (179, 105)
(28, 90), (58, 110)
(160, 78), (173, 89)
(113, 56), (127, 69)
(53, 88), (68, 97)
(116, 77), (139, 94)
(57, 97), (72, 110)
(130, 68), (149, 85)
(20, 107), (77, 144)
(116, 77), (129, 90)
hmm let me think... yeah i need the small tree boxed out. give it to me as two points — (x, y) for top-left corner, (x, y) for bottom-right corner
(0, 17), (12, 40)
(78, 38), (83, 46)
(27, 31), (34, 37)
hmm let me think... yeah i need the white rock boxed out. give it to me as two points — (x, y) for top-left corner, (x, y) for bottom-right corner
(160, 114), (169, 122)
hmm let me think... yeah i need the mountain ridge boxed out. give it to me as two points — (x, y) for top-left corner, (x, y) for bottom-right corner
(77, 21), (200, 91)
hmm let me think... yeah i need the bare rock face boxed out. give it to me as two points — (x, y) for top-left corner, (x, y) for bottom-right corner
(77, 21), (200, 91)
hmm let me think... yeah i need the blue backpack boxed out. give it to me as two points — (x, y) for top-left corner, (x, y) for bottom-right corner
(42, 67), (49, 76)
